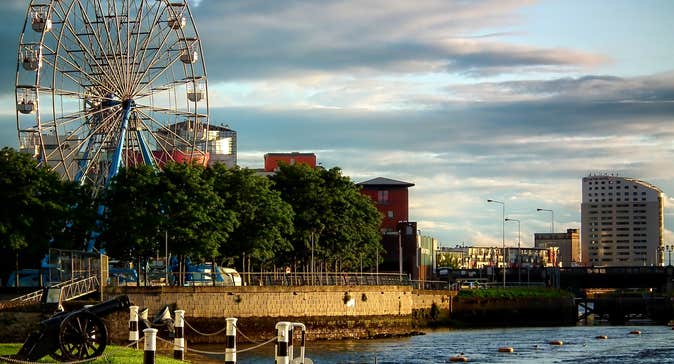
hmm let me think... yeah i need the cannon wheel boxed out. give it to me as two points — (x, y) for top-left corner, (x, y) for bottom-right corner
(52, 311), (108, 361)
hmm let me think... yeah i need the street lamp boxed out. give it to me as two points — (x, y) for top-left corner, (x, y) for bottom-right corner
(505, 218), (520, 285)
(487, 199), (506, 288)
(536, 208), (554, 233)
(666, 245), (673, 266)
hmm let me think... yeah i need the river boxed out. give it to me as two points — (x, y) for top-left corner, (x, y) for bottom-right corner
(193, 325), (674, 363)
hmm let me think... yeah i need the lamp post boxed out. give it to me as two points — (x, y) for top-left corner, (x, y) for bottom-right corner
(536, 208), (554, 233)
(666, 245), (673, 266)
(487, 199), (506, 288)
(398, 228), (403, 281)
(505, 218), (521, 285)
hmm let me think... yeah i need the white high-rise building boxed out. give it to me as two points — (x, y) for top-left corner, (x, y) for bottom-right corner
(581, 175), (664, 266)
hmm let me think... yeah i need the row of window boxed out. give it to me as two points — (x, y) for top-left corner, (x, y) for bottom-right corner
(587, 185), (641, 190)
(587, 180), (627, 185)
(586, 198), (648, 202)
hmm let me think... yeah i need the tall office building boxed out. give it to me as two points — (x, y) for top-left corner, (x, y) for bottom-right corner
(581, 175), (664, 266)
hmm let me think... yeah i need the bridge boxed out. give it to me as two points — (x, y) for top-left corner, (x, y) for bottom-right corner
(439, 266), (674, 292)
(550, 266), (674, 293)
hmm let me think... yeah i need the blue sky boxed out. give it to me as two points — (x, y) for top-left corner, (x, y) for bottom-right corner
(1, 0), (673, 248)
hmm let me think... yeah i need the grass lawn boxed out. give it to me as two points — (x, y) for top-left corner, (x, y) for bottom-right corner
(0, 343), (186, 363)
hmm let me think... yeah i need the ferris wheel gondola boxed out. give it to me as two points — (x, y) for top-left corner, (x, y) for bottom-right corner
(15, 0), (210, 194)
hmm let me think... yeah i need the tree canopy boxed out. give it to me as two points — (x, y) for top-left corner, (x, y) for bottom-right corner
(270, 164), (382, 269)
(1, 148), (384, 281)
(0, 147), (93, 282)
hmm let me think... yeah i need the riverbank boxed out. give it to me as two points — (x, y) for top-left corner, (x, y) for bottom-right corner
(0, 286), (579, 344)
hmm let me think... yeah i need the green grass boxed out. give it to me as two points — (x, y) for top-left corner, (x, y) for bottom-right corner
(0, 343), (186, 364)
(456, 287), (573, 300)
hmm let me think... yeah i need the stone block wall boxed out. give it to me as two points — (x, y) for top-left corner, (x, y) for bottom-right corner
(410, 289), (455, 312)
(105, 285), (415, 318)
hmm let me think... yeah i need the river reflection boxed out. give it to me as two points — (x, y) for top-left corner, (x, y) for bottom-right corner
(193, 325), (674, 363)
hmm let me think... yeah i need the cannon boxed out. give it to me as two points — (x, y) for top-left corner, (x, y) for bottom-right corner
(13, 295), (131, 362)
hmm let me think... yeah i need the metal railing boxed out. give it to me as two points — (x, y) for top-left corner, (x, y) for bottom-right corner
(109, 271), (412, 287)
(59, 275), (99, 301)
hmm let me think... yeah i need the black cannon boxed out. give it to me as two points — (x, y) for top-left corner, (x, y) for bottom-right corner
(13, 295), (131, 362)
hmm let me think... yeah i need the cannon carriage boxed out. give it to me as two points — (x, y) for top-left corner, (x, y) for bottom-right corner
(13, 295), (131, 362)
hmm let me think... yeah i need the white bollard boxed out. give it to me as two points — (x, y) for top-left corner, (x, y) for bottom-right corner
(143, 328), (158, 364)
(129, 305), (139, 349)
(173, 309), (185, 360)
(293, 322), (307, 364)
(288, 325), (294, 362)
(225, 317), (237, 364)
(275, 321), (291, 364)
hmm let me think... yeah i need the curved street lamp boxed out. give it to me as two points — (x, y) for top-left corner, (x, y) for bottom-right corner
(536, 208), (554, 233)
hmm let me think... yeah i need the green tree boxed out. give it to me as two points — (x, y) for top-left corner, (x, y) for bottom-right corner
(0, 147), (87, 284)
(270, 164), (382, 270)
(208, 164), (294, 268)
(98, 165), (164, 261)
(158, 163), (234, 261)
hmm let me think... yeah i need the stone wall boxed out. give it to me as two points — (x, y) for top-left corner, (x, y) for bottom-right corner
(410, 289), (455, 312)
(104, 285), (421, 343)
(105, 285), (415, 318)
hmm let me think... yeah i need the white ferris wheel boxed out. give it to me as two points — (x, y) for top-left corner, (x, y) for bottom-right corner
(15, 0), (210, 193)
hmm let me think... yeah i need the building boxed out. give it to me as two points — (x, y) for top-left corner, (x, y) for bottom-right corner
(581, 175), (664, 266)
(534, 229), (580, 267)
(357, 177), (414, 232)
(205, 124), (237, 167)
(435, 245), (558, 270)
(357, 177), (435, 280)
(154, 121), (237, 167)
(263, 152), (316, 172)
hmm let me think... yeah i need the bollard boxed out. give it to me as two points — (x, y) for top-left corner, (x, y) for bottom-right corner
(288, 325), (294, 362)
(293, 323), (307, 364)
(225, 317), (237, 364)
(275, 321), (291, 364)
(129, 305), (139, 349)
(143, 328), (158, 364)
(173, 309), (185, 360)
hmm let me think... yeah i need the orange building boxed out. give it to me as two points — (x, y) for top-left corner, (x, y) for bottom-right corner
(263, 152), (317, 172)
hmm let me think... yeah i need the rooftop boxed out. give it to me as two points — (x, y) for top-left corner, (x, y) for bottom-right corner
(358, 177), (414, 188)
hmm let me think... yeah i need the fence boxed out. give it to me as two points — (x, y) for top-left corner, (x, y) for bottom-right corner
(109, 271), (411, 287)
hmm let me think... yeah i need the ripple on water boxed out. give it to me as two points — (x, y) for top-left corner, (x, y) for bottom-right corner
(192, 325), (674, 363)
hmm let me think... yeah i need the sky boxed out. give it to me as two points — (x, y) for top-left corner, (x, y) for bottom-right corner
(1, 0), (673, 248)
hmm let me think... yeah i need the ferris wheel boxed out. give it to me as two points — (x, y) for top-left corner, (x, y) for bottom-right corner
(15, 0), (210, 193)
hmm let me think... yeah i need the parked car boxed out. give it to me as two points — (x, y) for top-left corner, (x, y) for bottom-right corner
(459, 280), (483, 289)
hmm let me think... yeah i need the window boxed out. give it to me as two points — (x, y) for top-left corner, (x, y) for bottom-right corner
(377, 190), (389, 203)
(387, 210), (394, 218)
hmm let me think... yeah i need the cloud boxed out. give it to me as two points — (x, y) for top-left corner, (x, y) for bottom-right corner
(449, 72), (674, 102)
(189, 0), (605, 82)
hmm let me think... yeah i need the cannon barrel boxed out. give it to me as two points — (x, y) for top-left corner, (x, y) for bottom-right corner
(13, 295), (132, 361)
(85, 294), (131, 316)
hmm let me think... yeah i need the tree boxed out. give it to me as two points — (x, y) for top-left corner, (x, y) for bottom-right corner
(270, 164), (382, 271)
(0, 147), (87, 284)
(99, 162), (236, 286)
(208, 164), (294, 268)
(98, 165), (164, 261)
(159, 162), (234, 261)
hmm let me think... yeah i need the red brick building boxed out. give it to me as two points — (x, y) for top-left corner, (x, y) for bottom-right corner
(357, 177), (414, 232)
(263, 152), (316, 172)
(358, 177), (427, 279)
